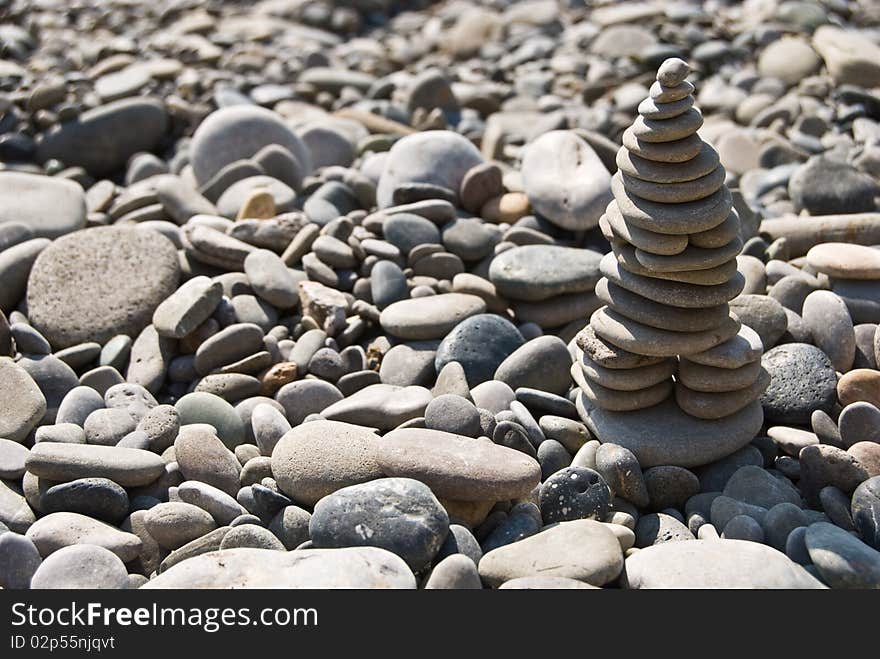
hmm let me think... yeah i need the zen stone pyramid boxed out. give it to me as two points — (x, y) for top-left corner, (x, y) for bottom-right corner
(573, 58), (767, 468)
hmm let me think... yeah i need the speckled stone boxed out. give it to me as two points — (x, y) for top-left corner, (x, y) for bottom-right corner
(27, 227), (180, 349)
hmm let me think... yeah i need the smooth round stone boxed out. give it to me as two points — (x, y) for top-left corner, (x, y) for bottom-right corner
(152, 276), (223, 339)
(189, 105), (311, 187)
(479, 520), (623, 588)
(274, 379), (344, 426)
(442, 218), (498, 262)
(435, 314), (524, 386)
(806, 243), (880, 280)
(0, 532), (42, 589)
(18, 355), (78, 424)
(498, 575), (599, 589)
(42, 478), (129, 523)
(25, 512), (141, 561)
(470, 380), (515, 416)
(595, 443), (650, 508)
(623, 539), (823, 588)
(802, 290), (856, 372)
(219, 524), (285, 551)
(56, 387), (105, 427)
(424, 394), (482, 437)
(520, 130), (612, 231)
(174, 392), (245, 449)
(370, 261), (408, 309)
(838, 369), (880, 408)
(271, 420), (383, 507)
(721, 465), (802, 510)
(579, 394), (764, 468)
(376, 130), (483, 208)
(758, 36), (821, 84)
(173, 426), (240, 497)
(539, 467), (612, 523)
(489, 245), (603, 302)
(643, 466), (700, 511)
(0, 172), (86, 239)
(805, 522), (880, 589)
(382, 213), (441, 254)
(144, 501), (217, 550)
(243, 249), (299, 309)
(494, 335), (572, 396)
(379, 293), (486, 340)
(378, 342), (437, 388)
(0, 358), (46, 441)
(177, 481), (247, 526)
(35, 98), (168, 177)
(852, 476), (880, 550)
(789, 156), (878, 215)
(760, 344), (838, 424)
(729, 295), (788, 349)
(839, 402), (880, 447)
(800, 444), (870, 496)
(30, 544), (129, 590)
(424, 554), (482, 590)
(310, 477), (448, 572)
(27, 227), (179, 349)
(26, 442), (164, 487)
(377, 428), (540, 501)
(143, 547), (415, 589)
(321, 383), (431, 430)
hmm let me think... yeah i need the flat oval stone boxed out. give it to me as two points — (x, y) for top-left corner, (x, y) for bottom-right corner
(25, 512), (142, 561)
(839, 402), (880, 447)
(143, 547), (415, 589)
(806, 242), (880, 280)
(612, 174), (732, 234)
(478, 520), (623, 588)
(597, 279), (731, 332)
(310, 477), (448, 572)
(174, 392), (246, 448)
(321, 384), (432, 430)
(271, 420), (383, 507)
(579, 394), (764, 468)
(623, 538), (823, 588)
(0, 532), (42, 589)
(377, 428), (541, 501)
(26, 442), (165, 486)
(489, 245), (603, 302)
(27, 226), (180, 349)
(36, 98), (168, 177)
(379, 293), (486, 340)
(42, 477), (129, 523)
(173, 425), (240, 497)
(805, 522), (880, 589)
(0, 438), (30, 479)
(601, 253), (745, 309)
(592, 306), (741, 357)
(802, 290), (855, 372)
(144, 501), (218, 550)
(152, 276), (223, 339)
(687, 323), (763, 368)
(0, 172), (86, 239)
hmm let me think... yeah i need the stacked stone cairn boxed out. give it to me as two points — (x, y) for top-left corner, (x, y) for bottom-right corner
(573, 59), (769, 463)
